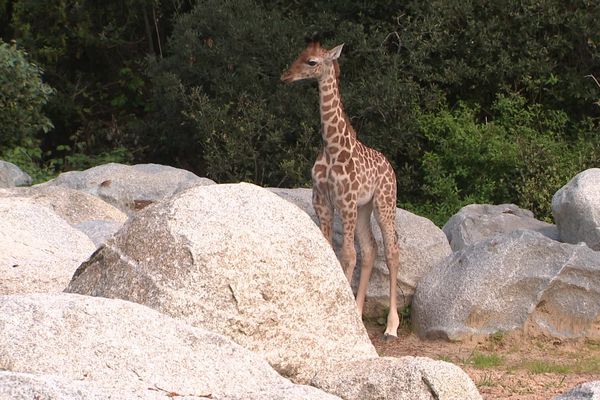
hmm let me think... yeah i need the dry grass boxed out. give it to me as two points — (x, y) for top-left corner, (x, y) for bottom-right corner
(366, 321), (600, 399)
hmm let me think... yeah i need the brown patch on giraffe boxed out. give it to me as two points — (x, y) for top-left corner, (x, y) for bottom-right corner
(344, 159), (355, 174)
(351, 180), (360, 191)
(322, 104), (332, 112)
(337, 120), (346, 132)
(331, 116), (339, 124)
(331, 164), (344, 175)
(337, 150), (351, 163)
(313, 164), (326, 178)
(322, 93), (334, 103)
(328, 144), (341, 154)
(327, 125), (337, 135)
(331, 99), (339, 109)
(323, 110), (335, 120)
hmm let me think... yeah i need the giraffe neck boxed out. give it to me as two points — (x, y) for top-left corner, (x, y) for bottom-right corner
(317, 61), (356, 155)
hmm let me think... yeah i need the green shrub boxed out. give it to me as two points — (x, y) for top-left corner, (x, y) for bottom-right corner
(411, 93), (599, 226)
(0, 40), (54, 148)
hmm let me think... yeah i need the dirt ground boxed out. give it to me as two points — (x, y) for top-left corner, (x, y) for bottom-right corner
(366, 321), (600, 399)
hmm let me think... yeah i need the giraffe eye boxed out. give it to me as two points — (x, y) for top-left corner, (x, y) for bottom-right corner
(307, 60), (318, 67)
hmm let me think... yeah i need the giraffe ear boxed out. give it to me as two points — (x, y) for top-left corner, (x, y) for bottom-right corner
(326, 44), (344, 61)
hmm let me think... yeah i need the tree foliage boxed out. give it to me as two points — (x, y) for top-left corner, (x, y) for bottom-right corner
(0, 40), (53, 147)
(1, 0), (599, 223)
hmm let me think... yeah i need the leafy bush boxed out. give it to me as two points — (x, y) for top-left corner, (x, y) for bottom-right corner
(412, 93), (599, 225)
(0, 40), (53, 148)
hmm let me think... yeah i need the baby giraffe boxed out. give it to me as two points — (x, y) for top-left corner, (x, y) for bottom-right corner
(281, 41), (401, 339)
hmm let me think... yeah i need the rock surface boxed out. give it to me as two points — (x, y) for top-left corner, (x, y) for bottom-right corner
(0, 198), (96, 295)
(0, 293), (341, 400)
(311, 356), (482, 400)
(0, 160), (32, 188)
(554, 381), (600, 400)
(553, 168), (600, 250)
(412, 230), (600, 341)
(443, 203), (558, 251)
(270, 187), (451, 316)
(38, 162), (215, 214)
(0, 185), (126, 250)
(0, 185), (127, 225)
(0, 372), (115, 400)
(66, 183), (377, 383)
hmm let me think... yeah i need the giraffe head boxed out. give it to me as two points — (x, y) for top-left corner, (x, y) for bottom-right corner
(281, 41), (344, 84)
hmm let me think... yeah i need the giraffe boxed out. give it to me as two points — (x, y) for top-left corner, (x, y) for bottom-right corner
(281, 41), (401, 339)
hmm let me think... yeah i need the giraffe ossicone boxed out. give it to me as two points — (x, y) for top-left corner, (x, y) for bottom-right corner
(281, 41), (401, 339)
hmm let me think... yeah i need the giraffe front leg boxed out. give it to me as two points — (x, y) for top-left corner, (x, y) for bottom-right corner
(312, 185), (334, 245)
(355, 203), (377, 317)
(339, 204), (358, 284)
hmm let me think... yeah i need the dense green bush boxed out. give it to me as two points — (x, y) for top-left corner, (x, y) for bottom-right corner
(413, 94), (599, 225)
(0, 40), (53, 147)
(2, 0), (598, 223)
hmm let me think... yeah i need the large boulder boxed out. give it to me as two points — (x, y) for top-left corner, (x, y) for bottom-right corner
(66, 183), (377, 383)
(413, 230), (600, 341)
(0, 293), (340, 400)
(38, 163), (215, 214)
(0, 198), (96, 295)
(553, 168), (600, 250)
(0, 372), (113, 400)
(443, 203), (559, 251)
(311, 357), (482, 400)
(0, 160), (32, 188)
(554, 381), (600, 400)
(0, 185), (127, 248)
(270, 188), (451, 316)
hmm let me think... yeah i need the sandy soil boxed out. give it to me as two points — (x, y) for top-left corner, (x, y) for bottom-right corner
(366, 322), (600, 399)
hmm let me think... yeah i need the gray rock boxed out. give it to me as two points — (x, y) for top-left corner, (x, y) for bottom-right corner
(0, 160), (32, 188)
(311, 356), (481, 400)
(270, 187), (451, 316)
(553, 168), (600, 250)
(0, 198), (96, 295)
(37, 163), (215, 214)
(443, 203), (559, 251)
(554, 381), (600, 400)
(74, 220), (124, 247)
(66, 183), (377, 383)
(0, 186), (127, 248)
(0, 372), (118, 400)
(412, 230), (600, 341)
(0, 293), (341, 400)
(0, 185), (127, 226)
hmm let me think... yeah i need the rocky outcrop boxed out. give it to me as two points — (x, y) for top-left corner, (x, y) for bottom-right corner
(553, 168), (600, 250)
(0, 185), (127, 225)
(0, 372), (116, 400)
(0, 160), (32, 188)
(0, 293), (341, 400)
(270, 187), (451, 316)
(412, 230), (600, 341)
(66, 183), (377, 383)
(554, 381), (600, 400)
(311, 356), (482, 400)
(0, 185), (127, 248)
(443, 203), (558, 251)
(38, 162), (215, 214)
(0, 198), (96, 295)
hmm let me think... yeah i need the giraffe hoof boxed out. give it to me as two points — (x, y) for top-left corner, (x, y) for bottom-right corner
(382, 333), (398, 342)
